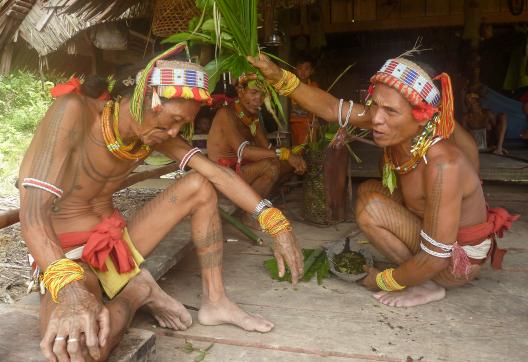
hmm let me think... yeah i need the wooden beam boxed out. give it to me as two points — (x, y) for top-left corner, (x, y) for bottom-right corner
(293, 10), (528, 35)
(0, 209), (20, 230)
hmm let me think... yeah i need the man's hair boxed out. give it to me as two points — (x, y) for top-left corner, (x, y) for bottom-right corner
(111, 61), (149, 98)
(81, 75), (109, 98)
(295, 53), (315, 67)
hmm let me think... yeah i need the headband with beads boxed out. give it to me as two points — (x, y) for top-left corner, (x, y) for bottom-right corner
(368, 58), (455, 139)
(130, 43), (212, 123)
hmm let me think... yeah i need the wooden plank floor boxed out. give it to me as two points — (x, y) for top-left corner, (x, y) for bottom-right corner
(348, 142), (528, 182)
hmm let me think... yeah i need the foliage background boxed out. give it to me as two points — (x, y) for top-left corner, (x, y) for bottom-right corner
(0, 71), (59, 195)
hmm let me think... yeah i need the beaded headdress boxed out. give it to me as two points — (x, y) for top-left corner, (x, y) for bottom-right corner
(130, 43), (212, 123)
(369, 57), (455, 139)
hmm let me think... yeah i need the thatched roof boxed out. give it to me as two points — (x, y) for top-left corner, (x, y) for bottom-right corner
(4, 0), (314, 58)
(16, 0), (151, 56)
(0, 0), (36, 51)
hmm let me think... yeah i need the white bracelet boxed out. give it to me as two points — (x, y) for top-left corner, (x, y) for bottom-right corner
(237, 141), (250, 163)
(337, 99), (344, 127)
(420, 242), (452, 258)
(420, 230), (453, 251)
(179, 148), (202, 171)
(343, 100), (353, 128)
(22, 178), (63, 198)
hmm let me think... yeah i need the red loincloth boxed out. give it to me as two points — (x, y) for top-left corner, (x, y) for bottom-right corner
(58, 210), (135, 273)
(452, 207), (520, 277)
(217, 157), (248, 174)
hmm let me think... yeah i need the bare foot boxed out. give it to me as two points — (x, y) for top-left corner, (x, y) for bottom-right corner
(198, 296), (274, 332)
(133, 270), (193, 330)
(372, 281), (446, 307)
(492, 148), (508, 155)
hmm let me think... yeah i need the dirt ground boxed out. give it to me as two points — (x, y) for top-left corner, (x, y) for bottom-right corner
(0, 188), (162, 305)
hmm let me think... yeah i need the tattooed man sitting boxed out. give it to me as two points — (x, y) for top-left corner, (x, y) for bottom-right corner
(207, 73), (306, 226)
(19, 44), (304, 362)
(249, 54), (517, 308)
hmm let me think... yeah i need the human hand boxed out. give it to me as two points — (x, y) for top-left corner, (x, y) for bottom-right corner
(272, 230), (304, 286)
(247, 54), (283, 84)
(360, 265), (380, 291)
(288, 154), (307, 174)
(40, 282), (110, 362)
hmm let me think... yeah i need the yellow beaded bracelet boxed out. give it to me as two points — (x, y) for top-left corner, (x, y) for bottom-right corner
(258, 208), (292, 237)
(272, 70), (301, 96)
(376, 268), (406, 292)
(41, 258), (84, 303)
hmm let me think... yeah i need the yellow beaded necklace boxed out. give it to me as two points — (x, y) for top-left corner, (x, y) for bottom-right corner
(101, 100), (151, 160)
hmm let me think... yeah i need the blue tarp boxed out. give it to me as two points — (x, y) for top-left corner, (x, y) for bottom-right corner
(480, 86), (527, 139)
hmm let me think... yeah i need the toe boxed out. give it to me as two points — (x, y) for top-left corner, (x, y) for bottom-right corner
(174, 318), (187, 331)
(156, 316), (167, 328)
(373, 291), (387, 300)
(179, 311), (193, 327)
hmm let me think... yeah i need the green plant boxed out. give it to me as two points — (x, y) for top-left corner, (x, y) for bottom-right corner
(264, 248), (329, 285)
(181, 340), (214, 361)
(0, 71), (63, 195)
(163, 0), (288, 126)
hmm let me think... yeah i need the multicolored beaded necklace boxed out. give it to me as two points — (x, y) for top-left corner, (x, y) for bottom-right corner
(382, 117), (441, 193)
(233, 100), (258, 136)
(101, 100), (151, 160)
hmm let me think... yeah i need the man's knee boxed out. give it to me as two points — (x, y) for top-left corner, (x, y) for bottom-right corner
(357, 179), (383, 197)
(355, 191), (386, 227)
(183, 172), (217, 204)
(262, 158), (281, 181)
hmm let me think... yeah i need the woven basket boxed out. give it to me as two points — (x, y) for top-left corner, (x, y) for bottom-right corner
(303, 148), (326, 224)
(303, 146), (349, 225)
(152, 0), (200, 37)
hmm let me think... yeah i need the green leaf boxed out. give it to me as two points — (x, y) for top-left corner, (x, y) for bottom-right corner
(382, 164), (397, 194)
(194, 351), (206, 362)
(204, 343), (215, 352)
(182, 341), (194, 353)
(201, 18), (216, 33)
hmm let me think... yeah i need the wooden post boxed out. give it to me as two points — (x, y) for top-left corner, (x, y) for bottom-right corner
(0, 42), (14, 75)
(463, 0), (482, 89)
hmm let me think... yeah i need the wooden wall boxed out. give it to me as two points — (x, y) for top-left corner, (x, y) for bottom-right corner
(290, 0), (528, 35)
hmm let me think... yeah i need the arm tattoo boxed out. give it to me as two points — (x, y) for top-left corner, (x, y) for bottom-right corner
(424, 164), (444, 236)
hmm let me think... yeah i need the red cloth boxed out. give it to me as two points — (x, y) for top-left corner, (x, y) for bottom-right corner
(58, 211), (135, 273)
(50, 78), (82, 98)
(217, 157), (249, 174)
(456, 207), (520, 269)
(211, 94), (235, 108)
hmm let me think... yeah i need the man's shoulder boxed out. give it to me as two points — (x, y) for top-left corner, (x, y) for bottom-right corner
(213, 106), (239, 128)
(425, 140), (465, 172)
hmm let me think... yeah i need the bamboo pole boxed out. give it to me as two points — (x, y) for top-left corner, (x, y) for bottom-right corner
(218, 208), (264, 245)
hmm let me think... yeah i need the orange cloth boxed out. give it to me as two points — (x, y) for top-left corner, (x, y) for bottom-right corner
(456, 207), (520, 269)
(290, 81), (318, 146)
(58, 211), (136, 274)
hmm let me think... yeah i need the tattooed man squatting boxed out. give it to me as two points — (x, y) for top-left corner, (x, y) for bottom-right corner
(249, 54), (517, 308)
